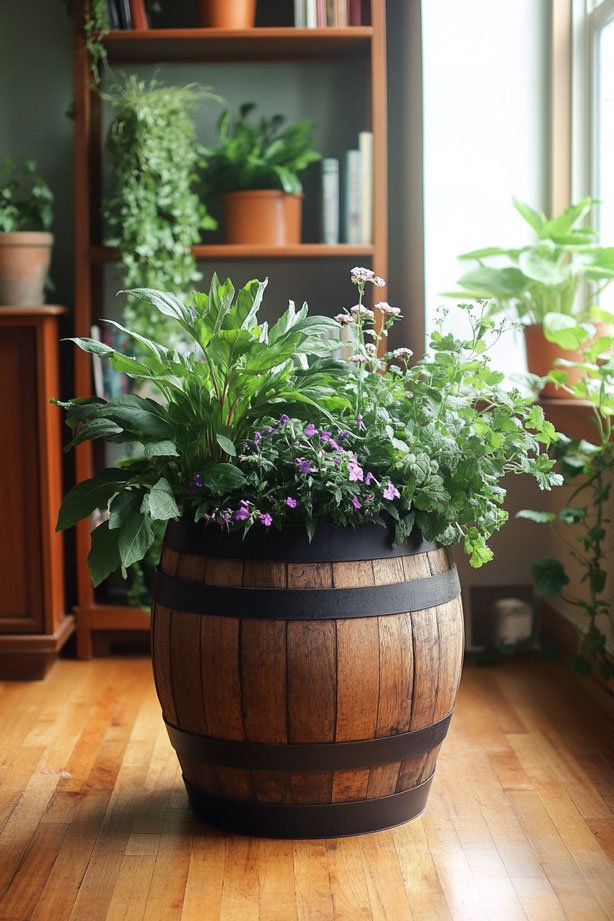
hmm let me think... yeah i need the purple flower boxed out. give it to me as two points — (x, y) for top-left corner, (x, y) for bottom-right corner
(392, 347), (414, 360)
(320, 431), (331, 442)
(304, 423), (317, 437)
(259, 513), (273, 527)
(233, 507), (250, 521)
(286, 497), (298, 508)
(266, 426), (274, 434)
(295, 458), (312, 475)
(351, 354), (368, 364)
(350, 304), (375, 320)
(278, 414), (290, 427)
(351, 497), (362, 510)
(254, 431), (262, 444)
(334, 313), (353, 324)
(332, 456), (341, 466)
(356, 414), (366, 432)
(327, 439), (341, 451)
(348, 462), (364, 482)
(338, 430), (350, 441)
(365, 472), (377, 486)
(375, 301), (401, 316)
(351, 266), (375, 284)
(383, 483), (400, 501)
(184, 472), (203, 496)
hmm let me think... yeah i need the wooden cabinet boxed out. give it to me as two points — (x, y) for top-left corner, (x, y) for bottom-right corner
(0, 307), (74, 679)
(71, 2), (390, 657)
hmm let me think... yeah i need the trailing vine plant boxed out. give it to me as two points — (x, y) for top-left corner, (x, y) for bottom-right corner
(103, 76), (217, 346)
(61, 0), (110, 87)
(518, 312), (614, 680)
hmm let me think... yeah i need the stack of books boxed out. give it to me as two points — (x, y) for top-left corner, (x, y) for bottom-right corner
(106, 0), (149, 30)
(320, 131), (373, 246)
(294, 0), (371, 27)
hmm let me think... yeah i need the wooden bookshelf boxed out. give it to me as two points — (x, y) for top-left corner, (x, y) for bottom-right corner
(72, 2), (390, 657)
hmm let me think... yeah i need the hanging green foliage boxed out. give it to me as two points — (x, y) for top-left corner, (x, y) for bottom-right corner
(103, 76), (217, 346)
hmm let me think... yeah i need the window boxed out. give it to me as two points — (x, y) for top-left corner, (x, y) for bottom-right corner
(587, 1), (614, 241)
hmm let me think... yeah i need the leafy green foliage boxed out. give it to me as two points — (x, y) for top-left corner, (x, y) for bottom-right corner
(103, 76), (217, 345)
(56, 274), (345, 584)
(200, 102), (321, 195)
(0, 157), (53, 232)
(453, 198), (614, 325)
(517, 330), (613, 680)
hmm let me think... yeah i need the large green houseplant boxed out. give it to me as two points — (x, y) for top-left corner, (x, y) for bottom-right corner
(200, 102), (321, 245)
(453, 197), (614, 397)
(54, 269), (561, 837)
(0, 156), (54, 306)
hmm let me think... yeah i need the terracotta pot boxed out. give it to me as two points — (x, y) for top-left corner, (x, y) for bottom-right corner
(151, 520), (464, 837)
(222, 190), (302, 245)
(524, 321), (614, 399)
(0, 232), (53, 306)
(198, 0), (256, 28)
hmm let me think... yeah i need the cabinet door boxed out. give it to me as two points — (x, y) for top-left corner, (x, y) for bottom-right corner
(0, 326), (44, 631)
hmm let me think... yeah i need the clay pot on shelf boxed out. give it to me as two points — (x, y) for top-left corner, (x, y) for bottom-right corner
(222, 190), (303, 245)
(524, 322), (614, 399)
(0, 232), (53, 306)
(198, 0), (257, 29)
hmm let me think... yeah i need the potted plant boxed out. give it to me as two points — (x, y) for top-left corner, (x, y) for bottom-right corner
(452, 197), (614, 398)
(200, 102), (321, 245)
(198, 0), (256, 28)
(103, 76), (217, 345)
(518, 318), (613, 681)
(0, 157), (54, 307)
(54, 268), (561, 838)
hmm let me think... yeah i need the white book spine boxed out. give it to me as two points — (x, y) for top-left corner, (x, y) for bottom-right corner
(294, 0), (305, 27)
(359, 130), (373, 245)
(321, 158), (339, 244)
(305, 0), (317, 28)
(343, 149), (362, 245)
(90, 324), (105, 399)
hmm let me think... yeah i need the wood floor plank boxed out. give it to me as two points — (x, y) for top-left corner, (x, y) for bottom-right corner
(1, 655), (612, 921)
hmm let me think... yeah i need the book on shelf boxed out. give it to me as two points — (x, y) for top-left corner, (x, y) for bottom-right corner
(359, 130), (373, 245)
(105, 0), (120, 29)
(341, 149), (362, 245)
(305, 0), (317, 28)
(316, 0), (326, 27)
(335, 0), (348, 26)
(117, 0), (133, 29)
(129, 0), (149, 30)
(326, 0), (335, 26)
(320, 158), (339, 245)
(349, 0), (362, 25)
(294, 0), (305, 27)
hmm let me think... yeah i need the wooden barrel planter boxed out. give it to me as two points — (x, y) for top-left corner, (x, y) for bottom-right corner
(151, 519), (464, 838)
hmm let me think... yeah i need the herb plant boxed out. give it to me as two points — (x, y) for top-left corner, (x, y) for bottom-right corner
(0, 157), (54, 233)
(200, 102), (321, 195)
(103, 76), (217, 345)
(452, 198), (614, 325)
(55, 269), (561, 588)
(518, 314), (613, 679)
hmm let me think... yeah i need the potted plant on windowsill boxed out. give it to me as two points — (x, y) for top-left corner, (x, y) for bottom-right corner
(0, 157), (54, 307)
(200, 102), (321, 245)
(451, 197), (614, 398)
(54, 268), (561, 838)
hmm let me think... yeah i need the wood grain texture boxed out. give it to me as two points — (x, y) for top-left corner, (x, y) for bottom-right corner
(1, 654), (614, 919)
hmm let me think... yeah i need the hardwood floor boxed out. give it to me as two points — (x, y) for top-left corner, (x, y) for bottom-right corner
(0, 654), (612, 920)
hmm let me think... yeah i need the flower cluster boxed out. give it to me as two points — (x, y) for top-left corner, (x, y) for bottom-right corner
(335, 267), (404, 368)
(186, 416), (405, 537)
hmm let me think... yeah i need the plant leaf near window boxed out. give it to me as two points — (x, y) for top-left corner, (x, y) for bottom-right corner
(103, 76), (218, 347)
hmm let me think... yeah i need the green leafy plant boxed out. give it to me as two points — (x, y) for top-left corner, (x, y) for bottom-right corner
(103, 76), (217, 345)
(54, 269), (562, 587)
(200, 102), (321, 195)
(61, 0), (110, 87)
(518, 315), (613, 679)
(452, 198), (614, 325)
(0, 157), (53, 232)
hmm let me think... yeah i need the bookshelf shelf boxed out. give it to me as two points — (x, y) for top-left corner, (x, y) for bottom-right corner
(104, 27), (373, 63)
(91, 243), (374, 262)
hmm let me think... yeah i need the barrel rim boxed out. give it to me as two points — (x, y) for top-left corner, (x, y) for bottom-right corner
(164, 517), (438, 562)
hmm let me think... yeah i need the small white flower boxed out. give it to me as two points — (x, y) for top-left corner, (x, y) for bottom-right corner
(392, 347), (414, 360)
(350, 304), (375, 320)
(375, 302), (401, 316)
(334, 313), (353, 324)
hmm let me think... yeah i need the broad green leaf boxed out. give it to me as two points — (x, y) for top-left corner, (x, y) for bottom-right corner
(117, 509), (155, 569)
(216, 434), (237, 457)
(516, 509), (556, 524)
(88, 521), (122, 587)
(456, 266), (527, 299)
(141, 477), (180, 521)
(203, 463), (247, 493)
(56, 468), (129, 531)
(531, 556), (569, 596)
(65, 418), (124, 451)
(543, 313), (595, 350)
(518, 252), (570, 287)
(543, 197), (592, 238)
(108, 488), (143, 530)
(513, 198), (547, 235)
(143, 440), (178, 458)
(63, 337), (115, 356)
(122, 288), (192, 325)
